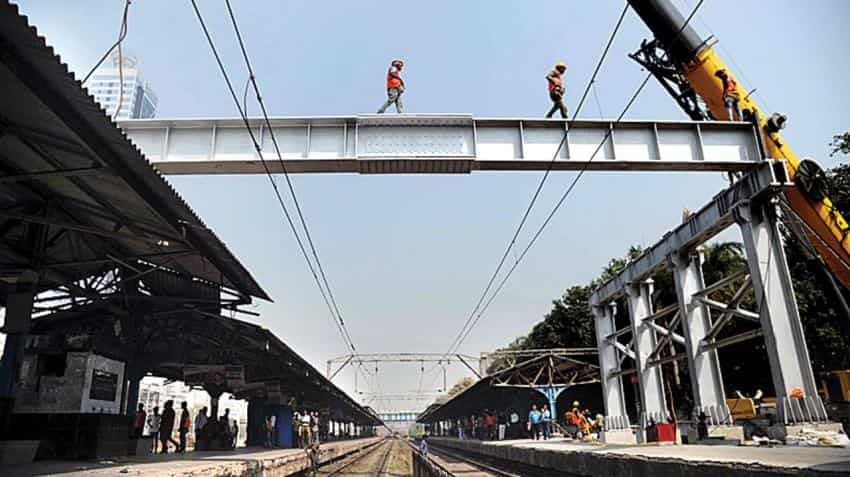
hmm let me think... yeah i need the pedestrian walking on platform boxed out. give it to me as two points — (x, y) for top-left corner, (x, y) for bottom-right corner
(545, 62), (568, 118)
(178, 401), (190, 452)
(541, 404), (552, 440)
(160, 400), (179, 453)
(377, 59), (405, 114)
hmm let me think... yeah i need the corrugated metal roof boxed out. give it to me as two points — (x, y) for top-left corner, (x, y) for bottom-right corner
(0, 1), (268, 300)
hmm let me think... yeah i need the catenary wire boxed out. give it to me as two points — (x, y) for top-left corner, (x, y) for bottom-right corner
(438, 2), (632, 362)
(447, 0), (706, 356)
(222, 0), (357, 350)
(188, 0), (357, 354)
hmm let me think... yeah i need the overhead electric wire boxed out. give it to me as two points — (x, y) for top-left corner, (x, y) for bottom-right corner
(446, 0), (706, 356)
(188, 0), (357, 354)
(438, 2), (632, 362)
(82, 0), (131, 85)
(222, 0), (358, 352)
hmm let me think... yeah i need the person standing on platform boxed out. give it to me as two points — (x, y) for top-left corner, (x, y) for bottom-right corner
(497, 411), (507, 440)
(541, 404), (552, 440)
(177, 401), (190, 452)
(377, 59), (405, 114)
(148, 406), (161, 453)
(545, 62), (568, 118)
(528, 404), (542, 440)
(264, 416), (274, 448)
(194, 406), (208, 449)
(133, 403), (147, 438)
(160, 400), (178, 453)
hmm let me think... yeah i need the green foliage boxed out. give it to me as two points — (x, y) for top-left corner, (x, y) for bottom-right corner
(447, 377), (476, 397)
(829, 132), (850, 157)
(491, 148), (850, 397)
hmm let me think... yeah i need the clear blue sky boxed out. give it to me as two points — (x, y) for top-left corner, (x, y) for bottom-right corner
(14, 0), (850, 411)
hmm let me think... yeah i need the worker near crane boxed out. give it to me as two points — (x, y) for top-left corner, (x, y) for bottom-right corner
(377, 59), (405, 114)
(714, 69), (743, 121)
(545, 62), (568, 118)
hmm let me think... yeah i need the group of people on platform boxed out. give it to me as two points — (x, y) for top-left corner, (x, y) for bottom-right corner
(133, 402), (238, 453)
(443, 401), (602, 442)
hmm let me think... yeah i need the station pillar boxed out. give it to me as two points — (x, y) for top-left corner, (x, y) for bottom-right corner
(533, 386), (566, 422)
(626, 279), (669, 439)
(736, 200), (829, 429)
(592, 300), (635, 444)
(0, 275), (36, 401)
(671, 250), (731, 426)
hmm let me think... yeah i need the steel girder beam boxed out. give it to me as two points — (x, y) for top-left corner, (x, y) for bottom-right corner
(119, 116), (762, 175)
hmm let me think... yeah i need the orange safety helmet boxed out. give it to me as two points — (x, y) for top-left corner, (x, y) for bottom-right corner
(789, 387), (805, 399)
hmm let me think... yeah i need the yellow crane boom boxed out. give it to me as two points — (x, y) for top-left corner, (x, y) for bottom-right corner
(628, 0), (850, 287)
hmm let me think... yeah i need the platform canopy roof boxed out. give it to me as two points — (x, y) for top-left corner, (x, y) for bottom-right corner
(0, 0), (268, 304)
(28, 301), (380, 425)
(418, 353), (599, 423)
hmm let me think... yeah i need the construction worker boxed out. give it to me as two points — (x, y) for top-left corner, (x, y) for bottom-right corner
(545, 62), (568, 118)
(377, 59), (405, 114)
(715, 69), (742, 121)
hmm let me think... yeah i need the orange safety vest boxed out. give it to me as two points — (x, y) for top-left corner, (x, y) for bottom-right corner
(386, 67), (402, 89)
(548, 70), (563, 93)
(724, 76), (740, 99)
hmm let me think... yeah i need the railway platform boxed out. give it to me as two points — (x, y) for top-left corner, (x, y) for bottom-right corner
(428, 437), (850, 476)
(3, 438), (381, 477)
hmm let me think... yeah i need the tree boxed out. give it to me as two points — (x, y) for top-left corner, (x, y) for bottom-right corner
(447, 377), (476, 397)
(830, 132), (850, 156)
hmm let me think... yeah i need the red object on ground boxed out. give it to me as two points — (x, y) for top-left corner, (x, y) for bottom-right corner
(655, 423), (676, 442)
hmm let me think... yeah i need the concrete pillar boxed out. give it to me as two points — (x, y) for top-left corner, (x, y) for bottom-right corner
(209, 392), (221, 420)
(0, 282), (35, 399)
(672, 250), (730, 424)
(736, 201), (827, 424)
(627, 279), (669, 431)
(592, 300), (633, 443)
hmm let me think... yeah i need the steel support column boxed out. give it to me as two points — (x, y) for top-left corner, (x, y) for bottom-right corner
(0, 276), (36, 400)
(736, 200), (828, 424)
(626, 280), (669, 430)
(592, 301), (631, 432)
(671, 250), (730, 424)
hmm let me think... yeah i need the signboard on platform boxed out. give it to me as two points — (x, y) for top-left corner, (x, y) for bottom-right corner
(89, 369), (118, 402)
(182, 365), (245, 388)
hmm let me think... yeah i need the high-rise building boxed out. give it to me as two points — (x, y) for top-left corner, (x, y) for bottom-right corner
(87, 53), (157, 119)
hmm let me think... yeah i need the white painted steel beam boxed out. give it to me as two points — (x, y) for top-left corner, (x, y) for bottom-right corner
(591, 160), (792, 304)
(118, 115), (761, 175)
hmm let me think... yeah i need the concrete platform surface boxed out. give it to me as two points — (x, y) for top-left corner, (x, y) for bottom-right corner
(430, 437), (850, 476)
(2, 438), (381, 477)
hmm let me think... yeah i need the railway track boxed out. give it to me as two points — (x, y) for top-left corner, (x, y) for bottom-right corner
(425, 442), (567, 477)
(316, 438), (406, 476)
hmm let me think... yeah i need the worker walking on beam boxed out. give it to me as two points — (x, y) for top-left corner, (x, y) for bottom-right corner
(377, 59), (405, 114)
(715, 69), (743, 121)
(545, 62), (568, 118)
